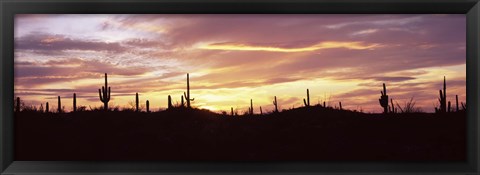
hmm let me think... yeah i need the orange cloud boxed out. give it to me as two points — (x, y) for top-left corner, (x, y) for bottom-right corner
(40, 36), (65, 44)
(199, 41), (382, 52)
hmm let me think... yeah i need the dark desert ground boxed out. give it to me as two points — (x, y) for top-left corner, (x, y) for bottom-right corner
(15, 105), (465, 161)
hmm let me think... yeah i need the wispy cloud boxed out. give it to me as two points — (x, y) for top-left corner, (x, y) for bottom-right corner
(199, 41), (381, 52)
(15, 33), (126, 53)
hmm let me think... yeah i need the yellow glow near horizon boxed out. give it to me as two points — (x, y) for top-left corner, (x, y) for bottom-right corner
(199, 41), (382, 52)
(15, 63), (466, 114)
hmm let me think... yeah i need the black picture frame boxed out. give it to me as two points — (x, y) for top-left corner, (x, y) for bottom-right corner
(1, 0), (479, 174)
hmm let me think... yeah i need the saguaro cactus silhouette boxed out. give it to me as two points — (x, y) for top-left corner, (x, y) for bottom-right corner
(448, 101), (451, 112)
(98, 73), (111, 111)
(249, 99), (254, 115)
(146, 100), (150, 113)
(260, 106), (263, 115)
(390, 98), (395, 113)
(273, 96), (278, 113)
(73, 93), (77, 112)
(303, 89), (310, 107)
(46, 102), (49, 113)
(438, 76), (447, 113)
(135, 93), (139, 112)
(184, 73), (195, 108)
(339, 102), (342, 110)
(168, 95), (172, 109)
(379, 83), (389, 113)
(181, 95), (185, 107)
(231, 107), (234, 116)
(456, 95), (459, 112)
(16, 97), (20, 112)
(57, 96), (62, 113)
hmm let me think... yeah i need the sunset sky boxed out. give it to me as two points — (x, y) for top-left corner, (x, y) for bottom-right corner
(14, 14), (466, 113)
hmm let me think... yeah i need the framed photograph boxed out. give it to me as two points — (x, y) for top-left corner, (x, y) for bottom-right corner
(1, 0), (479, 174)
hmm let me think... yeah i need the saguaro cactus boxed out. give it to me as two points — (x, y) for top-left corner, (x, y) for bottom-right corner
(181, 95), (185, 107)
(73, 93), (77, 112)
(438, 76), (447, 113)
(231, 107), (234, 116)
(303, 89), (310, 107)
(98, 73), (111, 111)
(57, 96), (62, 113)
(15, 97), (20, 112)
(146, 100), (150, 113)
(448, 101), (451, 112)
(379, 83), (389, 113)
(339, 102), (342, 110)
(184, 73), (195, 108)
(390, 98), (395, 113)
(260, 106), (263, 115)
(455, 95), (459, 112)
(273, 96), (279, 113)
(135, 93), (139, 112)
(46, 102), (49, 113)
(168, 95), (172, 109)
(249, 99), (254, 115)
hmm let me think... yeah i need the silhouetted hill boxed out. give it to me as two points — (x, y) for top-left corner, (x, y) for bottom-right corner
(15, 106), (466, 161)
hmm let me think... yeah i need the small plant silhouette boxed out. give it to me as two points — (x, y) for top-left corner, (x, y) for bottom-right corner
(395, 97), (422, 113)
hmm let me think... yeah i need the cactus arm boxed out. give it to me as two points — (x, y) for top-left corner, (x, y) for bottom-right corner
(107, 87), (111, 101)
(99, 89), (104, 102)
(382, 83), (386, 94)
(184, 92), (194, 101)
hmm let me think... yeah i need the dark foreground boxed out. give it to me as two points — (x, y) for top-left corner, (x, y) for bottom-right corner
(15, 106), (466, 161)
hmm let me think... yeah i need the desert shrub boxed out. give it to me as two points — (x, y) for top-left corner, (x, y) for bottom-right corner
(395, 97), (423, 113)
